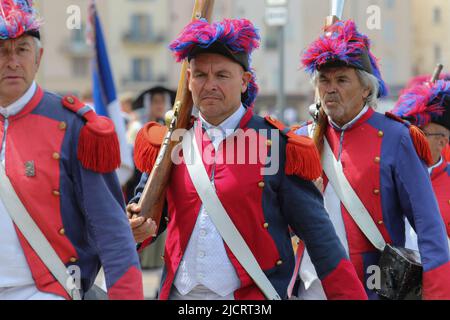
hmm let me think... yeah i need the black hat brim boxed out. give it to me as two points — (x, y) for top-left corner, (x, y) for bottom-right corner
(132, 86), (176, 110)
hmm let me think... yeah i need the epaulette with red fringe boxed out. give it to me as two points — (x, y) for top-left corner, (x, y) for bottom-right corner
(133, 116), (196, 174)
(265, 116), (322, 181)
(62, 95), (120, 173)
(385, 112), (433, 166)
(134, 122), (168, 174)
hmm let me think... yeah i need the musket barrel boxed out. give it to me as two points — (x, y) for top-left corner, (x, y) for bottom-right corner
(431, 64), (444, 83)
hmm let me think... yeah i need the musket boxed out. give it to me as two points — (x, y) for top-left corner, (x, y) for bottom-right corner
(430, 63), (444, 83)
(137, 0), (215, 224)
(326, 0), (345, 28)
(312, 0), (346, 153)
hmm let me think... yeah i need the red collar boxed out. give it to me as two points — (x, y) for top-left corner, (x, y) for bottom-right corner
(194, 107), (254, 148)
(0, 86), (44, 122)
(238, 107), (254, 129)
(431, 159), (448, 180)
(329, 107), (375, 133)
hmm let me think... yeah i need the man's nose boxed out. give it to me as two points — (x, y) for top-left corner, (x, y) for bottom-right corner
(6, 53), (20, 69)
(203, 75), (218, 91)
(324, 82), (338, 94)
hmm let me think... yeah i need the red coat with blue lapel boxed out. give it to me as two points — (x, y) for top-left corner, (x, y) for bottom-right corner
(0, 87), (143, 300)
(296, 108), (450, 299)
(431, 161), (450, 238)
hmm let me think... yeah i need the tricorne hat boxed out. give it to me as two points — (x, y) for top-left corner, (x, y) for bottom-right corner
(169, 18), (261, 107)
(0, 0), (41, 40)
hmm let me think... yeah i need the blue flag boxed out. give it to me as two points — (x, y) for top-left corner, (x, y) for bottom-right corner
(89, 1), (134, 185)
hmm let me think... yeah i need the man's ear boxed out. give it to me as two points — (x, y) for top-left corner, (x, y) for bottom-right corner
(241, 71), (252, 93)
(187, 68), (192, 92)
(35, 47), (44, 70)
(362, 87), (371, 100)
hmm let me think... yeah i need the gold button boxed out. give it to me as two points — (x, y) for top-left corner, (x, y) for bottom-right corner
(378, 131), (384, 138)
(374, 157), (381, 164)
(58, 122), (67, 130)
(52, 152), (60, 160)
(69, 257), (77, 263)
(448, 200), (450, 205)
(258, 182), (265, 188)
(378, 221), (384, 225)
(266, 140), (272, 147)
(66, 97), (75, 104)
(53, 190), (60, 196)
(59, 228), (65, 236)
(276, 260), (283, 266)
(373, 189), (380, 195)
(263, 223), (269, 229)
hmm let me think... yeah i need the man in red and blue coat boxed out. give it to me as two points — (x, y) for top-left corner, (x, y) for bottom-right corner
(392, 79), (450, 247)
(128, 18), (367, 300)
(294, 19), (450, 300)
(0, 0), (143, 300)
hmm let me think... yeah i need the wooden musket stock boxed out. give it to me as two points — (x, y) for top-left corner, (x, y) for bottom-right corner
(137, 0), (215, 225)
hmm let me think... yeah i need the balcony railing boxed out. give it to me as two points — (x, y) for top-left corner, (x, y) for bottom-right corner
(61, 40), (92, 57)
(122, 32), (166, 45)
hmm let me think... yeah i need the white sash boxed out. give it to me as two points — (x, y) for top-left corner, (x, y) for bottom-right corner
(0, 165), (81, 300)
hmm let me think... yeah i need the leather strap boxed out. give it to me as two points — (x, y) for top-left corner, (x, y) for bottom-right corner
(0, 165), (81, 300)
(322, 138), (387, 251)
(182, 129), (281, 300)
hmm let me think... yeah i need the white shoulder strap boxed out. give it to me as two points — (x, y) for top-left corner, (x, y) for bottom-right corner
(182, 129), (281, 300)
(322, 138), (387, 251)
(0, 165), (81, 300)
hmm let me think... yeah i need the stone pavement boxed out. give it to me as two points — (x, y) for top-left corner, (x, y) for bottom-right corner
(142, 268), (164, 300)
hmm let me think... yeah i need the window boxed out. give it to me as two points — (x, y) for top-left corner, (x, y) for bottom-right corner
(130, 14), (152, 40)
(433, 7), (441, 25)
(132, 58), (152, 82)
(265, 27), (278, 50)
(71, 23), (86, 44)
(434, 45), (442, 64)
(72, 57), (89, 78)
(385, 0), (395, 9)
(383, 20), (395, 44)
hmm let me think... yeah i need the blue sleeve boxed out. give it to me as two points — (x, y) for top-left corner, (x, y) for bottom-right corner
(129, 172), (149, 204)
(279, 174), (348, 279)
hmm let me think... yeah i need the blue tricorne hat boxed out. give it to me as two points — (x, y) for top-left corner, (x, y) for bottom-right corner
(301, 19), (388, 98)
(169, 18), (261, 108)
(393, 80), (450, 131)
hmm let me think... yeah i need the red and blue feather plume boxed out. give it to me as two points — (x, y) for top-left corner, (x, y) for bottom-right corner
(393, 80), (450, 128)
(0, 0), (41, 40)
(301, 20), (388, 98)
(169, 18), (260, 107)
(402, 73), (450, 93)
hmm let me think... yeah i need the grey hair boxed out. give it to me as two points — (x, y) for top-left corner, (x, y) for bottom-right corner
(32, 37), (42, 62)
(355, 69), (380, 108)
(311, 68), (380, 108)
